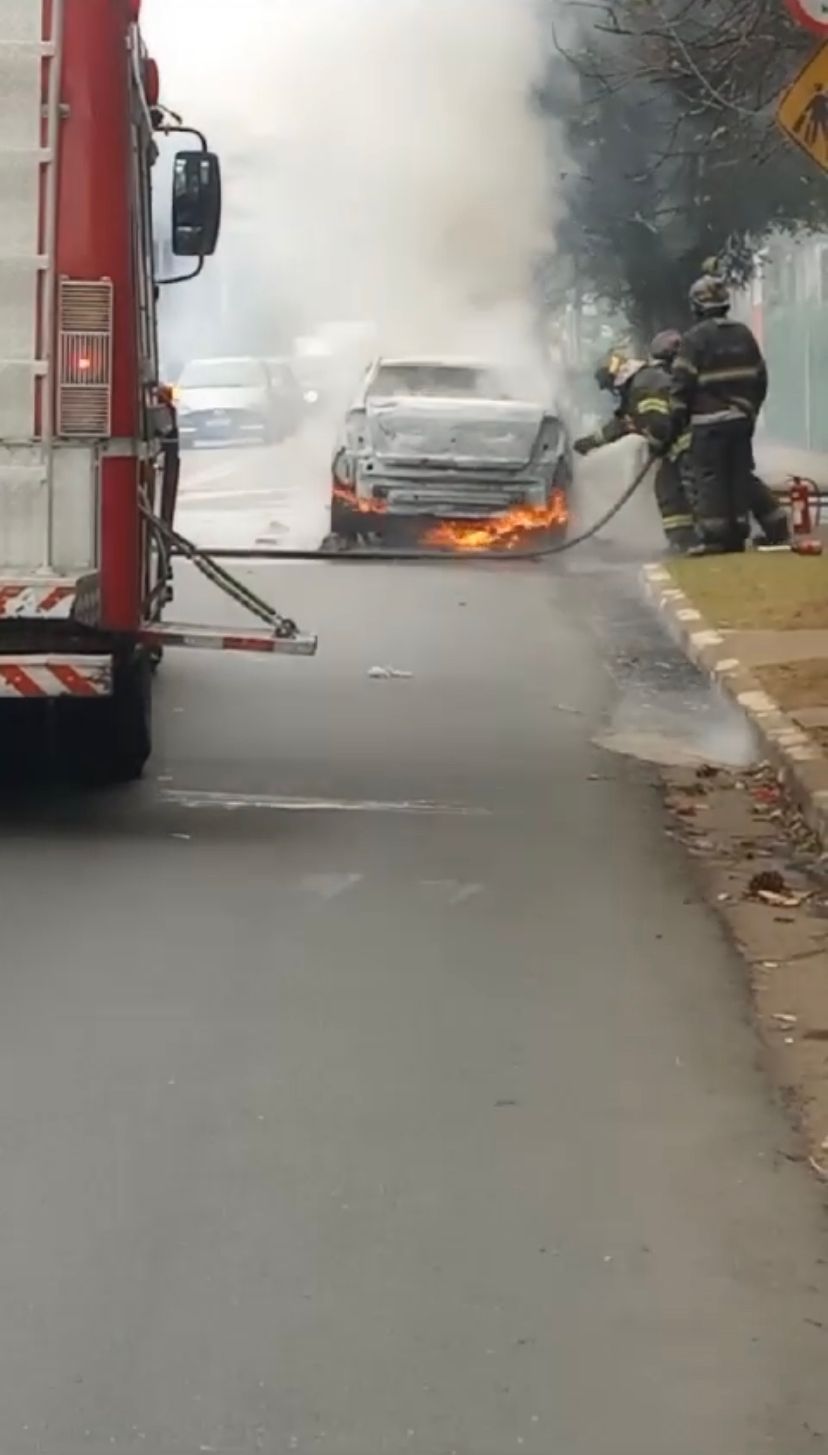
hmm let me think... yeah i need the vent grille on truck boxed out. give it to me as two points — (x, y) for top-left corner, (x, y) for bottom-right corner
(57, 279), (114, 438)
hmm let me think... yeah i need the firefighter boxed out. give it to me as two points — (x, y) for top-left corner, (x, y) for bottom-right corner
(653, 327), (789, 549)
(668, 274), (771, 554)
(573, 348), (695, 553)
(647, 330), (696, 553)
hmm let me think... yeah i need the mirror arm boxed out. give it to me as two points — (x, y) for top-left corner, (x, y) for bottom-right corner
(158, 123), (209, 153)
(158, 257), (205, 289)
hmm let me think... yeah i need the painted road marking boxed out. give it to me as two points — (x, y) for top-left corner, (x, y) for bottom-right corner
(299, 873), (364, 899)
(178, 487), (284, 505)
(161, 789), (490, 816)
(179, 460), (242, 491)
(422, 880), (484, 905)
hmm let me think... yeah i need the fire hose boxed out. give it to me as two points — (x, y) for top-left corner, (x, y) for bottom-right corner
(190, 453), (659, 565)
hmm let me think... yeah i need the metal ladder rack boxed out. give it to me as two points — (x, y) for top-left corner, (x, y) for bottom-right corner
(0, 0), (63, 569)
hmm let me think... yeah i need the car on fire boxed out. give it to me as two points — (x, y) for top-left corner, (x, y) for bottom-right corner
(329, 358), (572, 545)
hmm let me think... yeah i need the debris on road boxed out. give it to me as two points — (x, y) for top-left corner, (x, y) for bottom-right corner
(368, 666), (413, 680)
(758, 889), (809, 908)
(747, 869), (808, 907)
(751, 784), (782, 809)
(662, 753), (828, 1175)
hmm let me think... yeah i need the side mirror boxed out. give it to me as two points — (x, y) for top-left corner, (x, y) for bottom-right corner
(172, 150), (222, 258)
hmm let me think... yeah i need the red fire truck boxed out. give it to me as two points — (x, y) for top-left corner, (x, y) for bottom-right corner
(0, 0), (316, 783)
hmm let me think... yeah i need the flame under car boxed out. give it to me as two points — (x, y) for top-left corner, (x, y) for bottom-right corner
(330, 359), (572, 550)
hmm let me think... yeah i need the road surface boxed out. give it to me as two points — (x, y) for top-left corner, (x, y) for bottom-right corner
(2, 439), (828, 1454)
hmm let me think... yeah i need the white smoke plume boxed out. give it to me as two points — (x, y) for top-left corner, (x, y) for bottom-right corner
(143, 0), (554, 372)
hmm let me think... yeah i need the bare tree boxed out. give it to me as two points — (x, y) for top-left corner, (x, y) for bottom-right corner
(537, 0), (827, 342)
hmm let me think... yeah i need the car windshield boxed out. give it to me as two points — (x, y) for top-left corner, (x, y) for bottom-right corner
(366, 364), (511, 400)
(179, 360), (264, 389)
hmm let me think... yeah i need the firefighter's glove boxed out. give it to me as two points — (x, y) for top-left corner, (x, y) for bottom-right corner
(648, 437), (672, 459)
(573, 435), (597, 457)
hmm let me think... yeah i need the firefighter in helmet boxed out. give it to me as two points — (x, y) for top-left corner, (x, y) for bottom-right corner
(656, 317), (789, 549)
(573, 346), (695, 553)
(668, 273), (773, 553)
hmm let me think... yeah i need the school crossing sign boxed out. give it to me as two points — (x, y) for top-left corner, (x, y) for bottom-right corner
(776, 41), (828, 171)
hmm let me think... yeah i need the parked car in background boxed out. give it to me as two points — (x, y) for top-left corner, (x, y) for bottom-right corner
(329, 357), (573, 543)
(264, 358), (305, 437)
(177, 356), (302, 447)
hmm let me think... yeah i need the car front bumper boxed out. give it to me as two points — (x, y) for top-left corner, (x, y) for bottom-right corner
(179, 411), (267, 444)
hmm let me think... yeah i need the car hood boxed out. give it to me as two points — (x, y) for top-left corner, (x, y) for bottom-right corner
(365, 397), (546, 468)
(179, 386), (266, 413)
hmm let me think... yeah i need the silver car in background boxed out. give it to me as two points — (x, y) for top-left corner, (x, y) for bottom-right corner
(177, 356), (303, 447)
(329, 358), (572, 543)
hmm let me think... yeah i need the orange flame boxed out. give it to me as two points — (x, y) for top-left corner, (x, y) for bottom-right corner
(422, 490), (569, 552)
(332, 480), (387, 515)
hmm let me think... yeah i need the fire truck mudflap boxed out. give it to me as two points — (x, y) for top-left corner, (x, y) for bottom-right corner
(0, 654), (111, 698)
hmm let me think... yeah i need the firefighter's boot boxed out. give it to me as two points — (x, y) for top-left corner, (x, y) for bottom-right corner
(749, 476), (790, 546)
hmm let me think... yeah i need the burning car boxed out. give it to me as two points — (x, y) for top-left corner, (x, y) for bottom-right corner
(329, 358), (572, 548)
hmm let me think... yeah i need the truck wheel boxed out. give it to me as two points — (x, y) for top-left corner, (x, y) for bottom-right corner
(100, 650), (152, 783)
(63, 651), (152, 785)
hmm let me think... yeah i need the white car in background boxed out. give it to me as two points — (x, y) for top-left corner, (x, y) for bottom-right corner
(330, 357), (573, 541)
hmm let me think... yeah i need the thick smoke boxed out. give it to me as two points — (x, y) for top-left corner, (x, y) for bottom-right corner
(143, 0), (553, 373)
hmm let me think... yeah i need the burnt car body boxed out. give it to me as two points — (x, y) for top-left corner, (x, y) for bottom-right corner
(330, 358), (572, 540)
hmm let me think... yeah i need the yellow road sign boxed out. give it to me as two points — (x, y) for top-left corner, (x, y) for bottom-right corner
(777, 41), (828, 170)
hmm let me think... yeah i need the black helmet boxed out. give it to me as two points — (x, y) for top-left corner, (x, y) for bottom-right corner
(650, 329), (682, 364)
(594, 350), (627, 392)
(689, 274), (730, 319)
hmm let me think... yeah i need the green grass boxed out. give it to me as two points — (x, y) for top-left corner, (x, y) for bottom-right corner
(668, 554), (828, 631)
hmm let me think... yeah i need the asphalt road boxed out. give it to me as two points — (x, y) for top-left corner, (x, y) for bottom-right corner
(2, 440), (828, 1454)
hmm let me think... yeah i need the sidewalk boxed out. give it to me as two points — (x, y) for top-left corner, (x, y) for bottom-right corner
(643, 552), (828, 845)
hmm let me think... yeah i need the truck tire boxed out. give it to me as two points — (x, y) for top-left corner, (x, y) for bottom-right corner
(108, 650), (153, 782)
(62, 650), (152, 785)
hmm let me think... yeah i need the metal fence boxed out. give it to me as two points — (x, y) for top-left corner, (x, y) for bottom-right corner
(759, 238), (828, 453)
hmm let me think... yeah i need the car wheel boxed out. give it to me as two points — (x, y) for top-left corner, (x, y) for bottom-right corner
(330, 499), (362, 540)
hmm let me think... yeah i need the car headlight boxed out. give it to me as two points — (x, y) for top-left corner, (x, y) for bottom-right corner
(304, 389), (319, 404)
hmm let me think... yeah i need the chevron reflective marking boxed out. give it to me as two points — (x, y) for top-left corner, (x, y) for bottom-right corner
(0, 656), (111, 697)
(0, 581), (76, 619)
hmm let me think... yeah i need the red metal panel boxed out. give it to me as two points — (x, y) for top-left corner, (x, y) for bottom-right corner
(57, 0), (139, 630)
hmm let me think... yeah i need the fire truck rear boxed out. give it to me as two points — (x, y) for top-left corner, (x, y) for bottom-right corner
(0, 0), (316, 783)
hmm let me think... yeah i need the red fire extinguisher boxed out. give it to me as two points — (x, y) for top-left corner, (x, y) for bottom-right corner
(789, 477), (813, 535)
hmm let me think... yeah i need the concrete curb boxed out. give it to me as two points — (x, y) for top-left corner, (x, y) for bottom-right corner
(641, 562), (828, 850)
